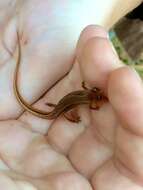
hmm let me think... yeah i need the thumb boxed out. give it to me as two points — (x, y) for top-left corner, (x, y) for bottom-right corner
(108, 66), (143, 183)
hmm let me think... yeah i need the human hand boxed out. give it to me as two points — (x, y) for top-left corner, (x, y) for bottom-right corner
(0, 0), (142, 119)
(1, 24), (143, 189)
(0, 1), (143, 190)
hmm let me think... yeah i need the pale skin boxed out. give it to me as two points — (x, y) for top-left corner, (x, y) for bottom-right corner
(0, 0), (143, 190)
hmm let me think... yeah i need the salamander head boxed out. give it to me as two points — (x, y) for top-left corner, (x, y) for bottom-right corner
(88, 88), (108, 103)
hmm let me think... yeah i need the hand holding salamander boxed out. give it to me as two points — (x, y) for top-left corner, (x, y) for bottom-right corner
(13, 32), (108, 122)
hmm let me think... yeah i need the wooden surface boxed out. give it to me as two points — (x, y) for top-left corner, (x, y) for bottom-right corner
(115, 18), (143, 60)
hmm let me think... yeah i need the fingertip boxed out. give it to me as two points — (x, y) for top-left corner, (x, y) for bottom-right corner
(76, 25), (109, 61)
(78, 36), (121, 90)
(79, 25), (109, 40)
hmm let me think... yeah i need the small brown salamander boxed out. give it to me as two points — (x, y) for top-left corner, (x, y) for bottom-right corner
(13, 32), (108, 122)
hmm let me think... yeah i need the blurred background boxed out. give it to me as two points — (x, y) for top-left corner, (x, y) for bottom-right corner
(110, 3), (143, 76)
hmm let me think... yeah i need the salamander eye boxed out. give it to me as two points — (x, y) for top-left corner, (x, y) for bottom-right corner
(96, 95), (102, 100)
(92, 87), (100, 92)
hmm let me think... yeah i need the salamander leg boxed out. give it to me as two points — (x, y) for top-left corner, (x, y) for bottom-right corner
(82, 81), (100, 92)
(45, 102), (56, 107)
(89, 102), (100, 110)
(82, 81), (89, 90)
(63, 110), (81, 123)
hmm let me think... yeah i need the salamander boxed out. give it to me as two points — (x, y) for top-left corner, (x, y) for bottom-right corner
(13, 32), (108, 122)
